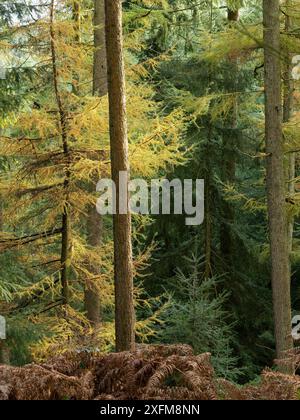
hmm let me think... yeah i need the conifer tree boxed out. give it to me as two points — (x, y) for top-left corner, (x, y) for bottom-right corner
(283, 0), (295, 258)
(0, 0), (185, 360)
(50, 0), (72, 305)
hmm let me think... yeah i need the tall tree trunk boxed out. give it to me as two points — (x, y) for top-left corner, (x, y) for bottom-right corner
(73, 1), (80, 43)
(204, 8), (214, 280)
(105, 0), (135, 351)
(227, 9), (239, 22)
(204, 153), (212, 279)
(50, 0), (71, 305)
(84, 0), (107, 326)
(283, 0), (295, 257)
(85, 210), (103, 324)
(263, 0), (293, 370)
(0, 193), (9, 365)
(220, 7), (239, 268)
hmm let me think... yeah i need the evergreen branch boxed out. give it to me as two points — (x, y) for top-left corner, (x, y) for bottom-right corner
(0, 229), (62, 249)
(36, 299), (64, 315)
(17, 281), (61, 312)
(16, 183), (64, 197)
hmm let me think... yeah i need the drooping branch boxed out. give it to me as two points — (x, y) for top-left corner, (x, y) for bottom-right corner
(0, 228), (62, 250)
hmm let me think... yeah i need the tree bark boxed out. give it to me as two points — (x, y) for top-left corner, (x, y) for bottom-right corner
(0, 341), (10, 365)
(73, 1), (80, 43)
(263, 0), (293, 370)
(84, 0), (108, 326)
(204, 7), (214, 279)
(204, 152), (212, 279)
(105, 0), (135, 352)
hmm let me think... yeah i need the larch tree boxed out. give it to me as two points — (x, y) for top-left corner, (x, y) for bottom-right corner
(0, 0), (185, 361)
(50, 0), (72, 306)
(0, 1), (47, 365)
(105, 0), (135, 351)
(263, 0), (293, 370)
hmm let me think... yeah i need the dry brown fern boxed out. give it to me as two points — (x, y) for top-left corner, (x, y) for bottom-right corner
(0, 344), (217, 400)
(91, 346), (216, 400)
(1, 344), (300, 400)
(242, 370), (300, 401)
(0, 363), (94, 400)
(217, 370), (300, 401)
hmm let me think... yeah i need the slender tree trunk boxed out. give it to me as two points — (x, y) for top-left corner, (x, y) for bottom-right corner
(73, 1), (80, 43)
(93, 0), (107, 97)
(50, 0), (71, 305)
(83, 0), (108, 326)
(204, 160), (212, 279)
(283, 0), (295, 256)
(263, 0), (293, 370)
(220, 7), (239, 267)
(105, 0), (135, 351)
(204, 4), (214, 279)
(0, 196), (9, 365)
(287, 159), (295, 256)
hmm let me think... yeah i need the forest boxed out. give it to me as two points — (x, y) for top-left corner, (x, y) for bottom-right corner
(0, 0), (300, 402)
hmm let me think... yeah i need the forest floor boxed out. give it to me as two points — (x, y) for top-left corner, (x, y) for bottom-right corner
(0, 344), (300, 400)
